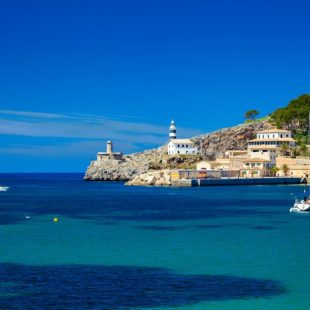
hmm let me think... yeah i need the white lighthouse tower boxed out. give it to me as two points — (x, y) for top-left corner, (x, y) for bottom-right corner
(169, 120), (177, 140)
(106, 140), (113, 154)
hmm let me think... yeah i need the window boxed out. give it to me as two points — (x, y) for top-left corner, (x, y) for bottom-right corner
(177, 144), (180, 147)
(182, 144), (184, 147)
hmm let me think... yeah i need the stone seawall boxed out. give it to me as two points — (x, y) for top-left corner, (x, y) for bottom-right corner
(184, 177), (301, 187)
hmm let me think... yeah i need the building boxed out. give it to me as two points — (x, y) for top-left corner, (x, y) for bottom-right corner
(196, 161), (222, 170)
(97, 140), (123, 161)
(246, 128), (296, 168)
(167, 120), (199, 156)
(168, 139), (199, 155)
(196, 128), (297, 177)
(247, 145), (277, 167)
(247, 128), (296, 148)
(241, 158), (271, 178)
(276, 156), (310, 178)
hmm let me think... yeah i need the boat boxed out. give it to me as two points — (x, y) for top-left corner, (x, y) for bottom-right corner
(290, 198), (310, 213)
(0, 186), (9, 192)
(290, 111), (310, 213)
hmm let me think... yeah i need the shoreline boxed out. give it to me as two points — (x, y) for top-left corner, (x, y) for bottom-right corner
(127, 176), (302, 187)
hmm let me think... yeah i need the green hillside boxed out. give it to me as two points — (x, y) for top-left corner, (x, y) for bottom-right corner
(271, 94), (310, 151)
(271, 94), (310, 134)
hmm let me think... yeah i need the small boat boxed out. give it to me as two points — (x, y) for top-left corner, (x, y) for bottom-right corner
(0, 186), (9, 192)
(290, 111), (310, 214)
(290, 198), (310, 213)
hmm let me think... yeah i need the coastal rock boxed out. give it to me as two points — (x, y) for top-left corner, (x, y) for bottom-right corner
(84, 119), (273, 181)
(126, 170), (172, 186)
(84, 147), (167, 181)
(193, 119), (272, 160)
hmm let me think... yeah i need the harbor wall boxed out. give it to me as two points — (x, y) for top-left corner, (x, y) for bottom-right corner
(172, 177), (301, 187)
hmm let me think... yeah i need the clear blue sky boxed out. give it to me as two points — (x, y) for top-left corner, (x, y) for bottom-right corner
(0, 0), (309, 172)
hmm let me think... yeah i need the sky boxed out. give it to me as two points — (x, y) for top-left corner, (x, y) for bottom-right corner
(0, 0), (309, 172)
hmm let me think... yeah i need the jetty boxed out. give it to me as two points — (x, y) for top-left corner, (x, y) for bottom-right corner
(172, 177), (301, 187)
(125, 169), (302, 187)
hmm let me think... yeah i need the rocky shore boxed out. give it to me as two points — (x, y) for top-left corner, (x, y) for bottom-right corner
(84, 119), (272, 181)
(193, 119), (272, 160)
(84, 147), (166, 181)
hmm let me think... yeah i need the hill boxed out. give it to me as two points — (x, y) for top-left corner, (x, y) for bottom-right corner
(270, 94), (310, 152)
(84, 94), (309, 181)
(84, 119), (272, 181)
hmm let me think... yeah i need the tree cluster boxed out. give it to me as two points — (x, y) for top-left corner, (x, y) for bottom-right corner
(270, 94), (310, 154)
(270, 94), (310, 135)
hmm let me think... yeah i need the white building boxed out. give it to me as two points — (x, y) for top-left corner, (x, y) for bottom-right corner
(247, 128), (296, 167)
(167, 120), (199, 155)
(168, 139), (199, 155)
(248, 129), (296, 148)
(247, 145), (277, 167)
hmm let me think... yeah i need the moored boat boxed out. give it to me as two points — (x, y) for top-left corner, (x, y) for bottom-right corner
(290, 198), (310, 213)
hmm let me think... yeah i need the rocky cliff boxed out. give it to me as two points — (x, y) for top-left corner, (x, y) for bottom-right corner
(84, 147), (167, 181)
(84, 119), (272, 181)
(193, 118), (272, 160)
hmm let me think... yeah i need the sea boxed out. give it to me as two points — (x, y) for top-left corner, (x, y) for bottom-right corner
(0, 173), (309, 310)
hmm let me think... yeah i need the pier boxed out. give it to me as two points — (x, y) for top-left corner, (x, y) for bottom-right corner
(172, 177), (302, 187)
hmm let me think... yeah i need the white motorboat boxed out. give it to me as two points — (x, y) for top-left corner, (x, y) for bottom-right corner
(290, 199), (310, 213)
(0, 186), (9, 192)
(290, 111), (310, 214)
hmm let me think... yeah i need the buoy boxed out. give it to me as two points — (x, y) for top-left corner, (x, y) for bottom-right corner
(53, 217), (59, 222)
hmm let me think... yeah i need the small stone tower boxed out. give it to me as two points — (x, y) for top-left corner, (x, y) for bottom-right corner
(106, 140), (113, 154)
(169, 120), (177, 140)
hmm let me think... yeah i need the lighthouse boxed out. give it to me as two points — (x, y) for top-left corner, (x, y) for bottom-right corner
(96, 140), (124, 161)
(106, 140), (113, 154)
(169, 120), (177, 140)
(167, 120), (199, 156)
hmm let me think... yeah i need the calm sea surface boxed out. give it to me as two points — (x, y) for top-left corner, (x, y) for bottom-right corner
(0, 173), (309, 309)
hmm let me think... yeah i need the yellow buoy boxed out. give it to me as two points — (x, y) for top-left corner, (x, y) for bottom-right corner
(53, 217), (59, 222)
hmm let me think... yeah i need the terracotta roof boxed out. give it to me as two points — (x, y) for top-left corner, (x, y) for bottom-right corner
(248, 145), (278, 149)
(285, 165), (310, 170)
(257, 128), (291, 133)
(248, 138), (295, 142)
(242, 158), (270, 163)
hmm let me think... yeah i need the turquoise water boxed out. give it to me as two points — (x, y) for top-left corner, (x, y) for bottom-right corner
(0, 173), (309, 309)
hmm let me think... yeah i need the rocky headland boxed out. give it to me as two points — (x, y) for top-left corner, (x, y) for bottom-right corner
(84, 119), (272, 181)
